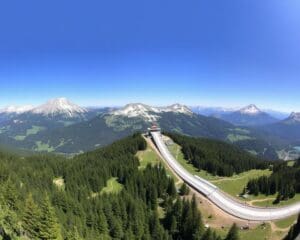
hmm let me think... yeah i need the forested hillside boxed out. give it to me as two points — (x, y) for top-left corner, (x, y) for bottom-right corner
(247, 159), (300, 203)
(0, 133), (230, 240)
(166, 133), (270, 177)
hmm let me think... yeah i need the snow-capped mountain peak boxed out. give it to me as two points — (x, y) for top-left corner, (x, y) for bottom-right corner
(0, 105), (34, 114)
(112, 103), (160, 121)
(286, 112), (300, 123)
(31, 97), (87, 117)
(112, 103), (193, 122)
(239, 104), (261, 115)
(162, 104), (193, 115)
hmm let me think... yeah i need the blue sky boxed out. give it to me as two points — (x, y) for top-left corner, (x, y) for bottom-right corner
(0, 0), (300, 112)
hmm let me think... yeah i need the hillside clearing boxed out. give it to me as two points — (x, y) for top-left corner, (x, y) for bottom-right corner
(53, 177), (65, 190)
(100, 177), (123, 195)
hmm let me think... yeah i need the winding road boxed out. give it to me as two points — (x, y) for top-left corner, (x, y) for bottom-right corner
(150, 131), (300, 221)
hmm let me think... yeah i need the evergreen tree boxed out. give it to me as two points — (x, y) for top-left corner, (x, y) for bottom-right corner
(0, 201), (20, 239)
(97, 210), (109, 236)
(22, 194), (41, 239)
(39, 195), (62, 240)
(273, 193), (281, 204)
(66, 226), (82, 240)
(225, 223), (239, 240)
(110, 217), (124, 239)
(179, 183), (190, 196)
(169, 216), (178, 236)
(167, 178), (177, 197)
(201, 228), (214, 240)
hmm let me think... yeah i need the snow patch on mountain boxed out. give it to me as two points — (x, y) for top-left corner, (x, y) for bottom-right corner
(31, 98), (87, 117)
(239, 104), (261, 115)
(112, 103), (193, 122)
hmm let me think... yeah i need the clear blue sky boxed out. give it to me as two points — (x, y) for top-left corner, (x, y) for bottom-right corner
(0, 0), (299, 112)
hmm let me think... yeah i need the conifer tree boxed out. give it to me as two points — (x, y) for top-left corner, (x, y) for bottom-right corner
(225, 223), (239, 240)
(22, 193), (41, 239)
(0, 201), (20, 239)
(66, 226), (82, 240)
(201, 228), (214, 240)
(97, 210), (109, 236)
(179, 183), (190, 196)
(39, 195), (62, 240)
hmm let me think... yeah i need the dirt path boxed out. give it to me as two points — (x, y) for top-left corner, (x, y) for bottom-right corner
(268, 221), (291, 240)
(248, 198), (276, 206)
(210, 176), (246, 183)
(270, 222), (291, 232)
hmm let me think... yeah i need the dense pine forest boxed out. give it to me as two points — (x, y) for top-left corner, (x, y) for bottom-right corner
(0, 133), (239, 240)
(166, 133), (270, 177)
(247, 159), (300, 203)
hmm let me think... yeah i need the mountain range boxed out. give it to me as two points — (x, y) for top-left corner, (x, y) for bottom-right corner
(0, 98), (299, 160)
(215, 104), (278, 126)
(191, 105), (290, 120)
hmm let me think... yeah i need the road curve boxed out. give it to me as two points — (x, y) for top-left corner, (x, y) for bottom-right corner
(150, 131), (300, 221)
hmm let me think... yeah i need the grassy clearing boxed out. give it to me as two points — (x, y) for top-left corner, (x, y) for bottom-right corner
(274, 215), (297, 229)
(59, 120), (76, 127)
(0, 126), (9, 134)
(26, 125), (45, 135)
(100, 177), (123, 195)
(53, 177), (65, 190)
(227, 134), (252, 142)
(252, 194), (300, 207)
(34, 141), (55, 152)
(14, 135), (26, 141)
(287, 160), (295, 167)
(136, 147), (160, 169)
(167, 143), (219, 181)
(213, 169), (272, 198)
(216, 223), (272, 240)
(138, 140), (180, 183)
(167, 141), (271, 198)
(233, 128), (250, 134)
(239, 224), (272, 240)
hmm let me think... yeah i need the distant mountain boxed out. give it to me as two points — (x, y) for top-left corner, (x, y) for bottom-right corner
(191, 106), (237, 117)
(255, 112), (300, 160)
(262, 109), (290, 120)
(30, 97), (87, 118)
(282, 112), (300, 124)
(191, 105), (289, 120)
(0, 98), (104, 150)
(0, 101), (283, 159)
(259, 112), (300, 142)
(3, 103), (275, 160)
(217, 104), (278, 126)
(112, 103), (192, 122)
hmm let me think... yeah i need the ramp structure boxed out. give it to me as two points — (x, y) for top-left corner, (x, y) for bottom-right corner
(150, 130), (300, 221)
